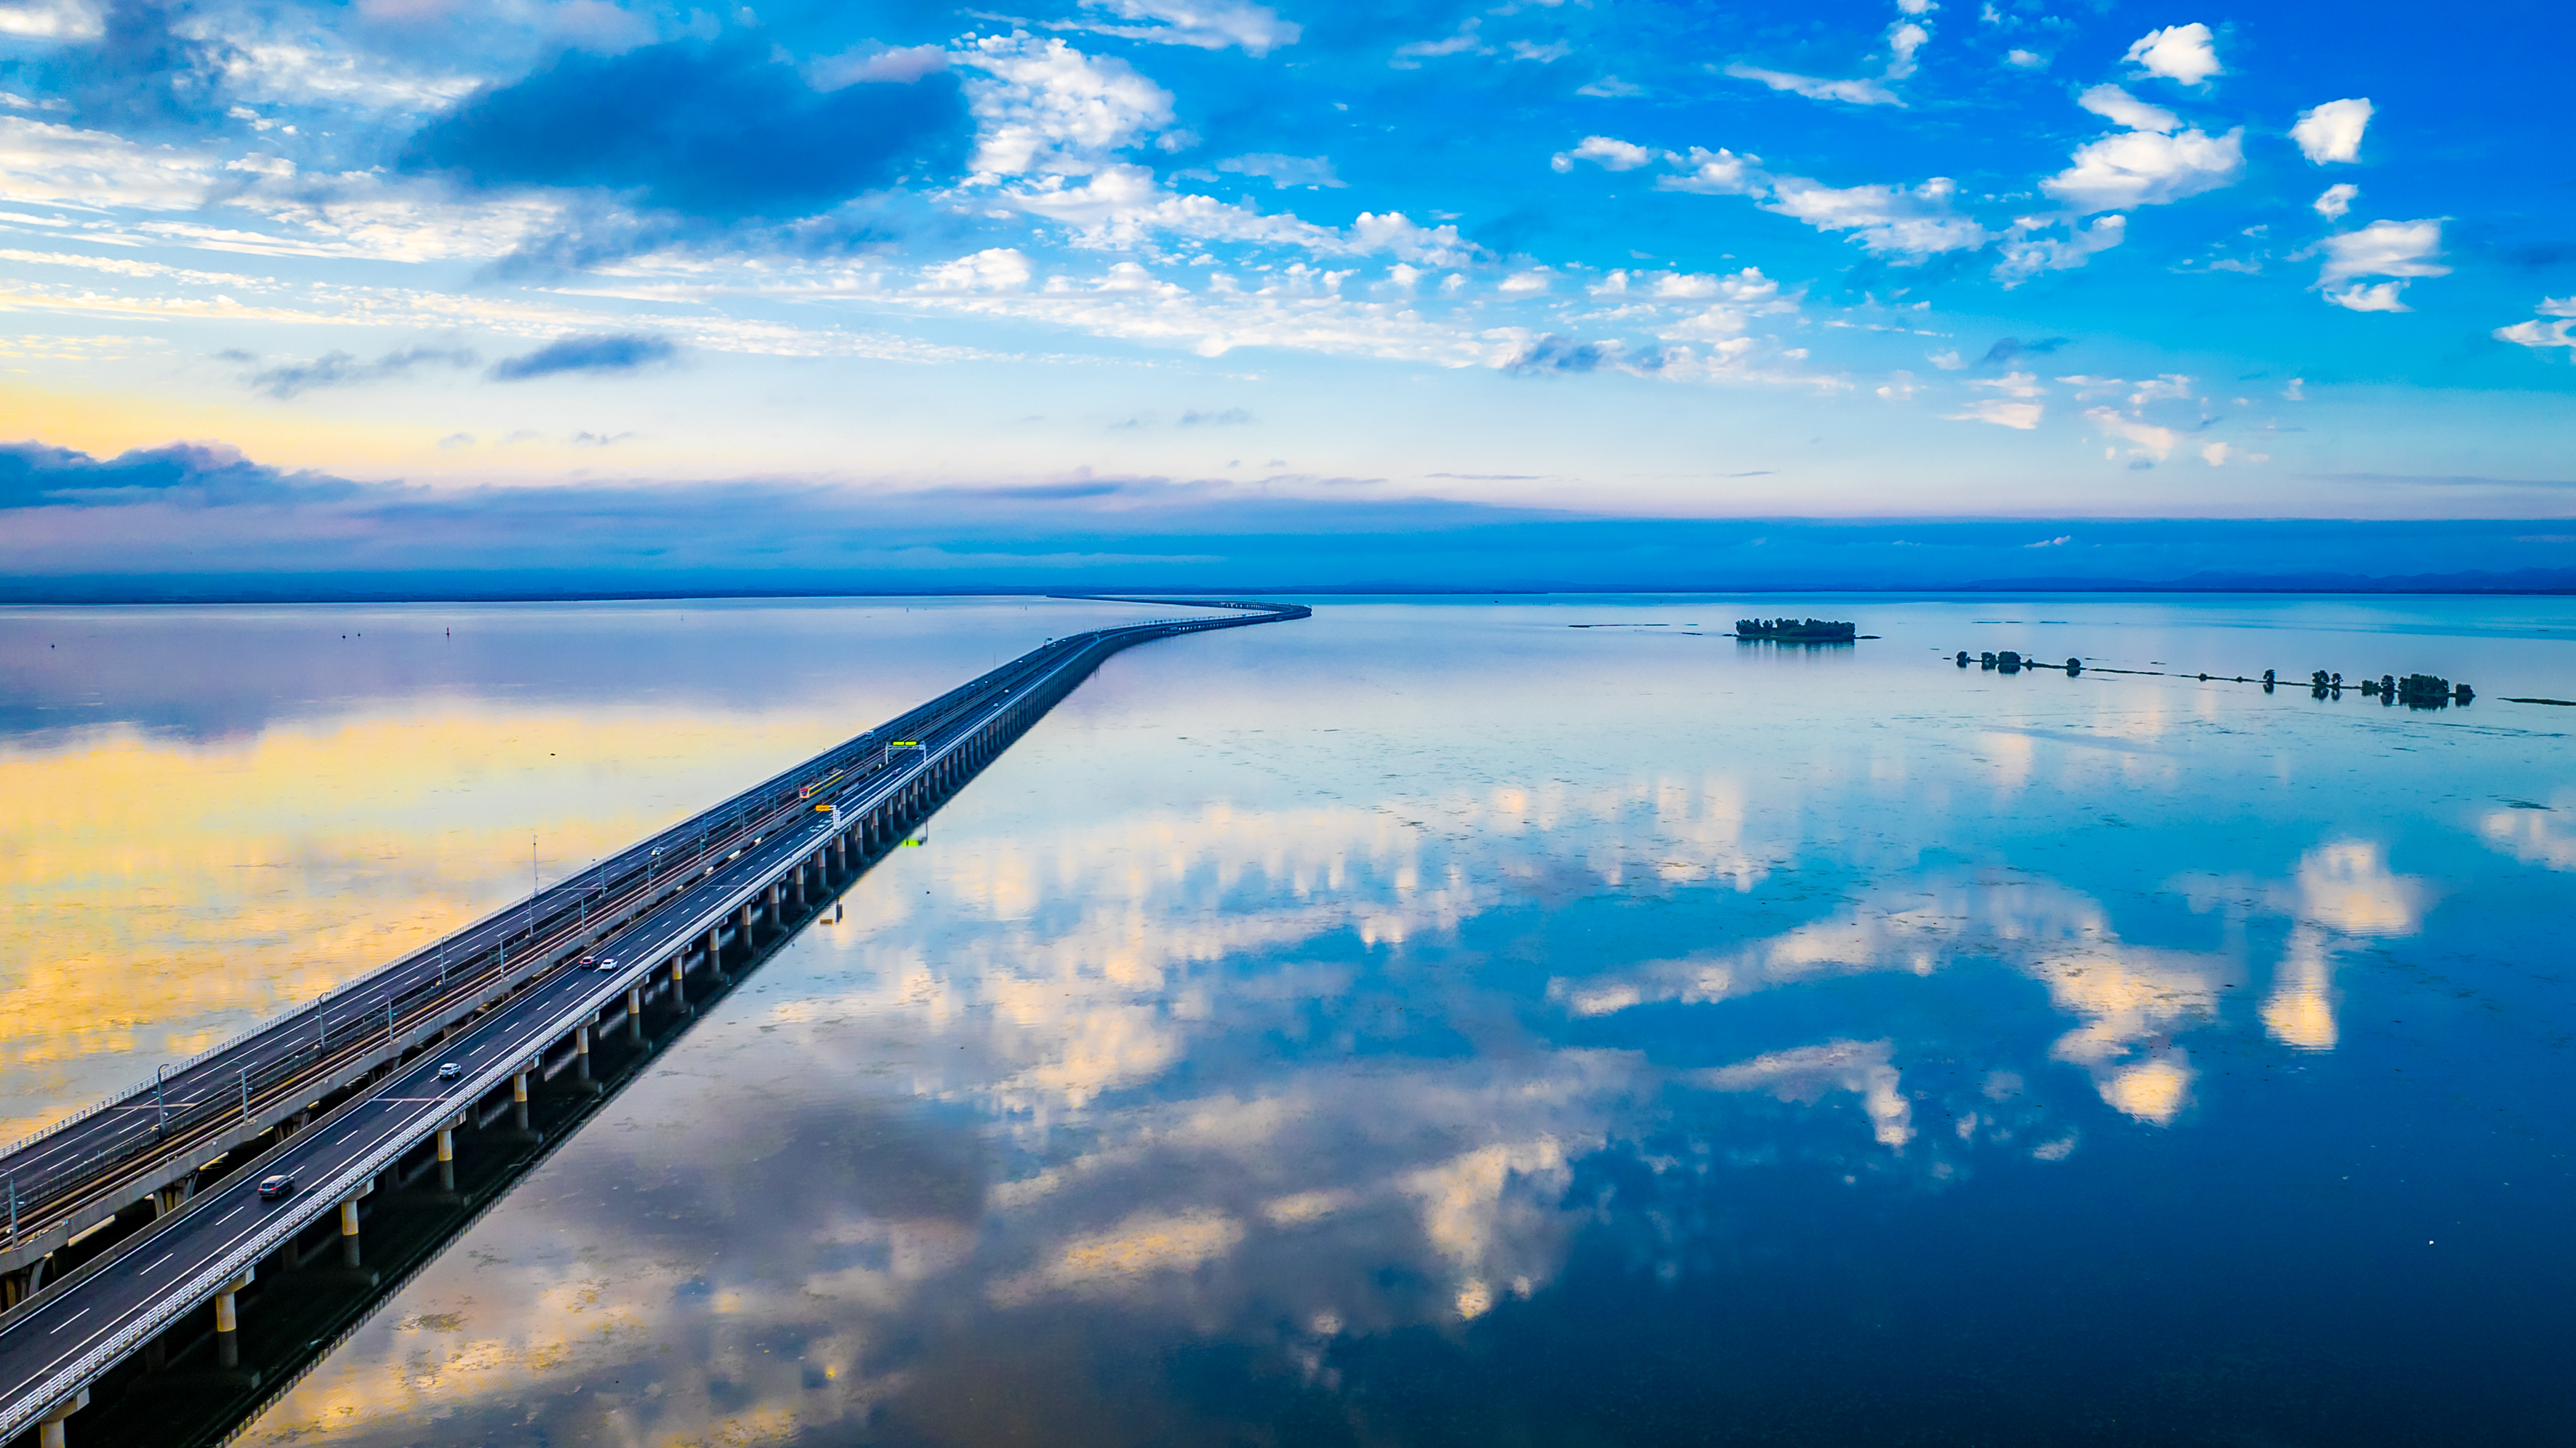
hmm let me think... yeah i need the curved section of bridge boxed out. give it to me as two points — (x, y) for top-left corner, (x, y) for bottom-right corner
(0, 597), (1306, 1447)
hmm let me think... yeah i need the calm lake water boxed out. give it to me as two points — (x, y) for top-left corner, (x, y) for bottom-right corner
(6, 595), (2573, 1445)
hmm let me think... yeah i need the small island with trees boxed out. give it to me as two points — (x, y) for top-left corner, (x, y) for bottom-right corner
(1735, 617), (1859, 642)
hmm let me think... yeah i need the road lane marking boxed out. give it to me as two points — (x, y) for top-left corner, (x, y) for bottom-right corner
(142, 1254), (172, 1273)
(47, 1309), (87, 1335)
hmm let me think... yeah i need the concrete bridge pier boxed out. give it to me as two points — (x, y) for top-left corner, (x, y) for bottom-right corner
(511, 1070), (531, 1134)
(627, 985), (644, 1044)
(1, 1260), (44, 1310)
(672, 955), (688, 1009)
(436, 1127), (455, 1193)
(213, 1268), (252, 1369)
(338, 1196), (361, 1269)
(33, 1386), (84, 1448)
(574, 1025), (593, 1086)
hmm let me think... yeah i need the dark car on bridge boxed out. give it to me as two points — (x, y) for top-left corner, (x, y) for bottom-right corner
(256, 1173), (294, 1200)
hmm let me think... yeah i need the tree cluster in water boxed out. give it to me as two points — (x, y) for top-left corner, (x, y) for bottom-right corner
(1734, 617), (1857, 641)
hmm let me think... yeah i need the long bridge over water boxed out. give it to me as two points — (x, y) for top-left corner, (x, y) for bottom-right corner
(0, 598), (1307, 1447)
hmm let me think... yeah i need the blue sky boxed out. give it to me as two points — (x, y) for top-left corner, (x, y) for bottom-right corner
(1, 0), (2571, 585)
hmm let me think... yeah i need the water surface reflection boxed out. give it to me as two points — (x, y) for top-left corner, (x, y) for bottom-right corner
(27, 597), (2575, 1444)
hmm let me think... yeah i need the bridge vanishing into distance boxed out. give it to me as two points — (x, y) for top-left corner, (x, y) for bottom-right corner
(0, 597), (1308, 1447)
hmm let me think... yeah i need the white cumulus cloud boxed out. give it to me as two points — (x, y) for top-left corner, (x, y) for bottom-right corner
(2124, 23), (2220, 85)
(2076, 84), (2178, 134)
(2291, 97), (2372, 164)
(2314, 217), (2447, 312)
(1885, 22), (1930, 79)
(2314, 183), (2358, 220)
(1994, 214), (2127, 284)
(1764, 175), (1987, 256)
(1656, 146), (1766, 195)
(0, 0), (102, 39)
(958, 33), (1176, 177)
(2324, 281), (2410, 313)
(2042, 125), (2243, 213)
(2495, 317), (2576, 353)
(1549, 135), (1656, 173)
(917, 248), (1035, 292)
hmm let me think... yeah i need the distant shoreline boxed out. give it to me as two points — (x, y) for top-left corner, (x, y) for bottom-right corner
(3, 577), (2573, 607)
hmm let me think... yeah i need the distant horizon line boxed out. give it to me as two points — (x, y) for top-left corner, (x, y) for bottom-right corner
(7, 575), (2576, 607)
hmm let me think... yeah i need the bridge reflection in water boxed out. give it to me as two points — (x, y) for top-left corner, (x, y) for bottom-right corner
(0, 599), (1306, 1448)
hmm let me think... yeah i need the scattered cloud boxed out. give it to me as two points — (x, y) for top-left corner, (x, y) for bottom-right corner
(1977, 336), (2070, 367)
(1550, 135), (1656, 173)
(918, 247), (1036, 292)
(1994, 215), (2126, 284)
(1656, 145), (1765, 195)
(2291, 97), (2372, 164)
(801, 44), (950, 89)
(2324, 281), (2408, 313)
(1575, 75), (1645, 97)
(399, 39), (971, 220)
(0, 115), (214, 210)
(0, 439), (358, 509)
(2123, 23), (2220, 85)
(1722, 64), (1900, 108)
(2314, 217), (2447, 311)
(2314, 183), (2358, 220)
(2042, 124), (2244, 214)
(488, 332), (677, 380)
(1948, 397), (2042, 429)
(1391, 20), (1491, 68)
(2495, 297), (2576, 355)
(0, 0), (103, 40)
(241, 345), (478, 399)
(1059, 0), (1301, 57)
(959, 33), (1176, 177)
(1216, 153), (1344, 188)
(1764, 175), (1988, 256)
(2076, 84), (2178, 134)
(2087, 406), (2178, 461)
(1500, 333), (1619, 375)
(1885, 23), (1930, 80)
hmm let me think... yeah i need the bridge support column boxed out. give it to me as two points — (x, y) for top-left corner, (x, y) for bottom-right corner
(339, 1195), (362, 1268)
(627, 985), (644, 1042)
(673, 954), (688, 1008)
(739, 900), (755, 945)
(574, 1024), (592, 1084)
(214, 1268), (252, 1368)
(512, 1069), (531, 1133)
(436, 1127), (455, 1193)
(35, 1387), (87, 1448)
